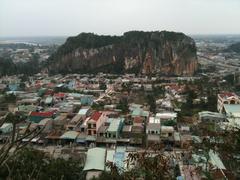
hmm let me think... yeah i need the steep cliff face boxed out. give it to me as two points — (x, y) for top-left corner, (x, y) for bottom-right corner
(47, 31), (198, 75)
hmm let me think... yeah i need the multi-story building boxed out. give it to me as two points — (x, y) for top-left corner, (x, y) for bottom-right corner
(86, 111), (107, 136)
(217, 92), (240, 113)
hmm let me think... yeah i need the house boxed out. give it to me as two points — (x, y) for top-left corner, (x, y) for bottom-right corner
(156, 112), (177, 124)
(130, 107), (149, 127)
(53, 115), (68, 129)
(146, 117), (161, 134)
(17, 105), (37, 114)
(60, 130), (79, 144)
(106, 118), (123, 138)
(45, 96), (53, 106)
(17, 97), (40, 106)
(180, 134), (192, 149)
(222, 104), (240, 127)
(174, 132), (181, 147)
(192, 149), (228, 179)
(86, 112), (105, 136)
(66, 114), (83, 131)
(29, 111), (56, 123)
(83, 148), (106, 180)
(0, 84), (6, 92)
(0, 123), (13, 134)
(37, 118), (53, 134)
(130, 125), (144, 146)
(54, 93), (66, 101)
(146, 117), (161, 145)
(80, 95), (94, 106)
(198, 111), (226, 123)
(78, 108), (91, 119)
(161, 126), (174, 138)
(121, 125), (132, 139)
(217, 92), (240, 113)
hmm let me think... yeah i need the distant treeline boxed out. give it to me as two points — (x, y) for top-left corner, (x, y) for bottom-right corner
(0, 56), (40, 76)
(226, 42), (240, 53)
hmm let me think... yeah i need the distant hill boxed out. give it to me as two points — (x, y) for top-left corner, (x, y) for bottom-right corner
(0, 36), (67, 46)
(47, 31), (198, 76)
(226, 42), (240, 53)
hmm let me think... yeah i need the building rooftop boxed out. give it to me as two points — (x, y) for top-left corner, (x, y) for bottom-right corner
(199, 111), (226, 119)
(107, 118), (123, 132)
(30, 111), (55, 117)
(83, 148), (106, 171)
(156, 112), (177, 119)
(224, 104), (240, 117)
(209, 149), (226, 170)
(38, 118), (52, 126)
(60, 131), (79, 140)
(78, 108), (89, 115)
(106, 150), (115, 171)
(0, 123), (13, 129)
(90, 112), (102, 121)
(131, 108), (149, 117)
(149, 117), (161, 124)
(219, 92), (238, 99)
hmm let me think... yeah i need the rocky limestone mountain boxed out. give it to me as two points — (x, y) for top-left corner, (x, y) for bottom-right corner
(47, 31), (198, 75)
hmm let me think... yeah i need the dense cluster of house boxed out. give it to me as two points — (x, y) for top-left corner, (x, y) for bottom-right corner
(0, 73), (239, 179)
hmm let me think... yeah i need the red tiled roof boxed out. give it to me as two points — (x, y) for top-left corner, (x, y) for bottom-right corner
(90, 112), (102, 121)
(35, 84), (42, 88)
(219, 92), (236, 99)
(134, 116), (143, 123)
(47, 83), (55, 88)
(30, 111), (55, 117)
(54, 93), (65, 98)
(45, 90), (54, 96)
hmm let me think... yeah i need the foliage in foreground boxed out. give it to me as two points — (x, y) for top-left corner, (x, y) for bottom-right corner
(0, 148), (84, 180)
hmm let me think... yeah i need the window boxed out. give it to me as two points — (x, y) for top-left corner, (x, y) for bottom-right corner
(93, 124), (96, 128)
(93, 130), (96, 134)
(88, 130), (92, 135)
(88, 124), (91, 129)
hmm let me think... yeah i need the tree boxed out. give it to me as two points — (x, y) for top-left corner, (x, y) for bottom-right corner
(99, 82), (107, 91)
(116, 97), (129, 113)
(101, 144), (175, 180)
(0, 113), (44, 173)
(0, 148), (84, 180)
(146, 94), (156, 113)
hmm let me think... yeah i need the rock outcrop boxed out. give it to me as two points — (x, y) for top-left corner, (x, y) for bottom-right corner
(47, 31), (198, 75)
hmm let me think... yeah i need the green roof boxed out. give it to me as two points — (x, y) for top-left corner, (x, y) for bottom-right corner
(107, 118), (123, 132)
(78, 108), (89, 115)
(83, 148), (106, 171)
(131, 108), (149, 117)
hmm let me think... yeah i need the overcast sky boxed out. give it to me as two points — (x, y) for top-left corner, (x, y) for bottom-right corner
(0, 0), (240, 37)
